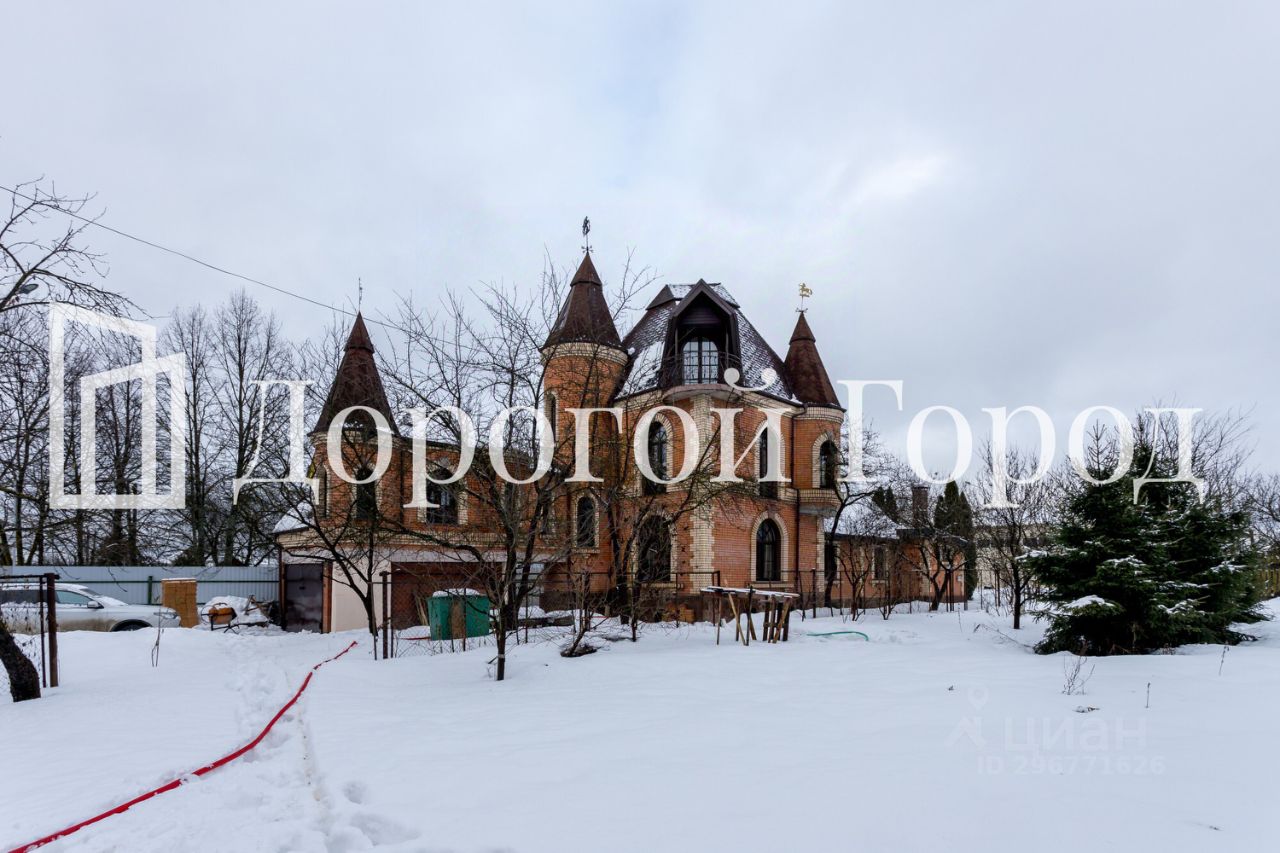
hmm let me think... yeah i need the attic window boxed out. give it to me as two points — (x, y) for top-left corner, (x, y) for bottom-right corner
(681, 337), (719, 384)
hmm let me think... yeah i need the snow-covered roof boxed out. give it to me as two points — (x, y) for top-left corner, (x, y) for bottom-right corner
(273, 505), (313, 534)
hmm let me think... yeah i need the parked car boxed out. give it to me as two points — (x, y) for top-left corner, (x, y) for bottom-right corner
(0, 582), (181, 632)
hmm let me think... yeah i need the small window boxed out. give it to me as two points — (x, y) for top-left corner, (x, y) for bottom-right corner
(645, 421), (668, 495)
(424, 482), (458, 524)
(576, 496), (596, 548)
(342, 409), (376, 437)
(758, 429), (778, 499)
(819, 441), (840, 489)
(317, 468), (329, 517)
(56, 590), (94, 606)
(873, 547), (888, 581)
(354, 468), (377, 520)
(681, 337), (719, 384)
(756, 520), (781, 582)
(545, 393), (558, 440)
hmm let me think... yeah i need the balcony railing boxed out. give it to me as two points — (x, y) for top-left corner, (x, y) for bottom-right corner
(655, 351), (744, 388)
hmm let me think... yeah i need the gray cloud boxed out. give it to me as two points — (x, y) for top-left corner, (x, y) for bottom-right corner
(6, 0), (1277, 470)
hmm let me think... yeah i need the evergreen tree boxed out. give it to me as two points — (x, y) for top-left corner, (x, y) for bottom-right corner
(872, 487), (899, 522)
(1026, 445), (1265, 655)
(934, 485), (975, 584)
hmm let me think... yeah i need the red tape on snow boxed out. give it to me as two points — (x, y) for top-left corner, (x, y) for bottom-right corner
(8, 640), (358, 853)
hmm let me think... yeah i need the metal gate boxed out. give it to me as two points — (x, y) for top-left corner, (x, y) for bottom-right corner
(0, 573), (61, 688)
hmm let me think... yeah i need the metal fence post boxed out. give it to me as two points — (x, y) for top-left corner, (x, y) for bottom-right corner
(43, 572), (59, 688)
(380, 570), (390, 661)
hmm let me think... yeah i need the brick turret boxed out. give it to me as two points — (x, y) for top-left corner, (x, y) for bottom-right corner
(541, 253), (628, 416)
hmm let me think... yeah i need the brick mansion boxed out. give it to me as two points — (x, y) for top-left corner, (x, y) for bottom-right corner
(275, 252), (962, 632)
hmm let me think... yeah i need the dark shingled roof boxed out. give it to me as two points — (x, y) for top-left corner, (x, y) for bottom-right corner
(313, 313), (400, 435)
(616, 282), (798, 403)
(784, 312), (842, 408)
(543, 253), (623, 350)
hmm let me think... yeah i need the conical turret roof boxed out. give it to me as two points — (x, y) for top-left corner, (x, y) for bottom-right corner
(784, 312), (841, 408)
(313, 313), (399, 435)
(543, 253), (623, 350)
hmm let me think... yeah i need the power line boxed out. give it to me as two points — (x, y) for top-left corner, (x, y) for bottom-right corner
(1, 182), (413, 340)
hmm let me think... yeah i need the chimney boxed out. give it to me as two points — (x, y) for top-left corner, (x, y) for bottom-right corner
(911, 485), (930, 526)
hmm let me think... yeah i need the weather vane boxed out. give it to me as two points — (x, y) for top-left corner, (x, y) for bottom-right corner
(357, 277), (364, 311)
(797, 282), (813, 312)
(582, 216), (591, 253)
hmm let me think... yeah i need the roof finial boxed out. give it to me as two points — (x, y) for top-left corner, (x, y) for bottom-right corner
(357, 277), (364, 312)
(582, 216), (592, 254)
(797, 282), (813, 313)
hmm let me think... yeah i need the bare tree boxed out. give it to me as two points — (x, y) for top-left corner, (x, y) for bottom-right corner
(972, 442), (1059, 629)
(0, 180), (131, 315)
(211, 292), (294, 566)
(383, 281), (575, 679)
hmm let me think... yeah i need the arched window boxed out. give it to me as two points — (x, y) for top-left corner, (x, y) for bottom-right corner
(756, 519), (781, 582)
(342, 409), (376, 438)
(758, 428), (778, 499)
(637, 517), (671, 583)
(354, 467), (377, 520)
(681, 336), (719, 384)
(819, 440), (840, 489)
(545, 393), (558, 440)
(644, 420), (668, 494)
(424, 481), (457, 524)
(576, 496), (596, 548)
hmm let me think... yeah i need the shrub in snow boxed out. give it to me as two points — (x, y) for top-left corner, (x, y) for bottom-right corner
(1025, 443), (1266, 655)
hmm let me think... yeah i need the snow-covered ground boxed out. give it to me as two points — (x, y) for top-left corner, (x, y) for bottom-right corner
(3, 601), (1278, 852)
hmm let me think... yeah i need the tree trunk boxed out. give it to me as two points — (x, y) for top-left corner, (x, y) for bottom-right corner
(1012, 577), (1023, 630)
(494, 614), (507, 681)
(0, 619), (41, 702)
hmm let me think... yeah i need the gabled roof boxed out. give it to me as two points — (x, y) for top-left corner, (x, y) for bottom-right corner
(784, 312), (842, 408)
(313, 313), (400, 436)
(616, 282), (797, 402)
(543, 253), (623, 350)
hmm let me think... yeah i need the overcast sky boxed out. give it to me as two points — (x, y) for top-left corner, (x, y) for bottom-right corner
(6, 1), (1278, 473)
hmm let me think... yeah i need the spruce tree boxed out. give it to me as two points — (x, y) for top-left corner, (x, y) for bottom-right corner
(872, 486), (899, 522)
(1026, 445), (1265, 655)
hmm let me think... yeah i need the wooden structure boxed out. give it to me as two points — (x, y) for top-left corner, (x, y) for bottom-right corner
(160, 578), (199, 627)
(700, 587), (797, 646)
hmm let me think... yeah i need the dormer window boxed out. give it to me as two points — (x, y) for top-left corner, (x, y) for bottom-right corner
(681, 336), (719, 384)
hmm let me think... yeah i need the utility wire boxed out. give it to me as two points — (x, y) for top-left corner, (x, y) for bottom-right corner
(0, 182), (441, 343)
